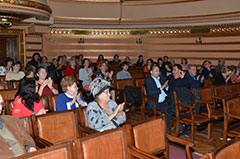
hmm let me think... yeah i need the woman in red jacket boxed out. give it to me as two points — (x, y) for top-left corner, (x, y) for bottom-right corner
(65, 57), (79, 78)
(12, 78), (46, 118)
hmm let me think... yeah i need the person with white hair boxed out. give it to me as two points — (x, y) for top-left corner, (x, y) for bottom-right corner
(87, 78), (126, 132)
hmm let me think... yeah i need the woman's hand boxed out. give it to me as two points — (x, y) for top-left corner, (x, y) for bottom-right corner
(47, 78), (53, 88)
(88, 72), (93, 78)
(28, 147), (37, 152)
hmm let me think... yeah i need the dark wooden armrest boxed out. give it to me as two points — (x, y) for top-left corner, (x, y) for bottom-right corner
(167, 134), (194, 159)
(143, 95), (158, 102)
(33, 136), (53, 148)
(79, 125), (97, 135)
(177, 103), (195, 109)
(128, 145), (161, 159)
(194, 99), (212, 104)
(212, 96), (223, 100)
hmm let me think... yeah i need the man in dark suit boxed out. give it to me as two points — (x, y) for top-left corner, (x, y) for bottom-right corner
(145, 65), (172, 133)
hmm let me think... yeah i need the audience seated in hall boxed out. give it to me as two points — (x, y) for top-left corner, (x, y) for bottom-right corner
(87, 78), (126, 132)
(214, 66), (233, 86)
(135, 55), (144, 66)
(124, 56), (132, 66)
(144, 65), (171, 133)
(157, 58), (164, 71)
(36, 66), (58, 97)
(12, 78), (46, 118)
(39, 56), (50, 69)
(76, 54), (84, 69)
(79, 58), (93, 91)
(0, 57), (13, 76)
(56, 76), (87, 112)
(111, 54), (121, 65)
(47, 58), (62, 90)
(97, 61), (115, 100)
(5, 61), (25, 81)
(162, 61), (172, 77)
(0, 94), (36, 158)
(185, 64), (204, 113)
(143, 58), (153, 73)
(230, 65), (240, 84)
(96, 54), (104, 66)
(215, 58), (225, 74)
(181, 58), (188, 71)
(200, 60), (216, 79)
(56, 55), (66, 71)
(65, 57), (79, 78)
(116, 61), (131, 80)
(28, 52), (41, 69)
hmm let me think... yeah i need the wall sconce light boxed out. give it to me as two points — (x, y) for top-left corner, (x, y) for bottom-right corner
(78, 38), (84, 43)
(196, 37), (202, 44)
(136, 38), (142, 44)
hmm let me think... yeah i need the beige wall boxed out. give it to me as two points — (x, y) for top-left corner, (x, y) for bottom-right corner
(26, 34), (240, 66)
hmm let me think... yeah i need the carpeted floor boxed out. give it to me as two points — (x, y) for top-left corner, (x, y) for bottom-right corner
(169, 145), (202, 159)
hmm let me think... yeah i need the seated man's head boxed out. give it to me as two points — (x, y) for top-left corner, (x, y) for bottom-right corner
(172, 64), (183, 79)
(150, 65), (160, 78)
(121, 61), (129, 71)
(188, 65), (197, 76)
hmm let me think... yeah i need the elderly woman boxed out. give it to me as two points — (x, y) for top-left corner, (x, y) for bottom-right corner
(87, 78), (126, 132)
(0, 94), (36, 158)
(36, 66), (58, 97)
(79, 58), (93, 91)
(12, 78), (46, 118)
(56, 76), (87, 111)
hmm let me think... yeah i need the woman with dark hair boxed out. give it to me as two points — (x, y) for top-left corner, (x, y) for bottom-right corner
(214, 66), (233, 85)
(111, 54), (121, 64)
(28, 52), (41, 69)
(79, 58), (93, 91)
(143, 58), (153, 73)
(96, 54), (104, 66)
(57, 55), (65, 70)
(181, 58), (188, 71)
(39, 56), (50, 69)
(0, 57), (14, 75)
(36, 66), (58, 97)
(201, 60), (216, 79)
(12, 78), (46, 118)
(157, 58), (164, 71)
(135, 55), (144, 66)
(162, 62), (172, 77)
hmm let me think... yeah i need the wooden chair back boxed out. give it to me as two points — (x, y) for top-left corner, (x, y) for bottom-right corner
(127, 116), (168, 157)
(13, 141), (74, 159)
(32, 109), (81, 145)
(198, 87), (214, 102)
(0, 82), (7, 90)
(74, 126), (130, 159)
(48, 94), (59, 112)
(213, 85), (229, 99)
(7, 80), (20, 89)
(115, 78), (134, 90)
(5, 99), (14, 115)
(228, 83), (240, 95)
(201, 137), (240, 159)
(0, 89), (17, 101)
(19, 116), (33, 136)
(0, 75), (5, 82)
(41, 95), (50, 110)
(132, 73), (145, 79)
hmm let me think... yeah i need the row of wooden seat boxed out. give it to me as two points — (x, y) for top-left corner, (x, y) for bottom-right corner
(14, 115), (194, 159)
